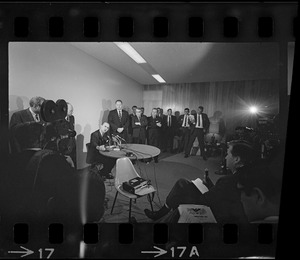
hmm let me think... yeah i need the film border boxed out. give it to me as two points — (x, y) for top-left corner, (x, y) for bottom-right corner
(0, 1), (298, 259)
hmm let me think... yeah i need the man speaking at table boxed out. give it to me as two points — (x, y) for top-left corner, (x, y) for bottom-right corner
(88, 122), (115, 179)
(108, 99), (130, 143)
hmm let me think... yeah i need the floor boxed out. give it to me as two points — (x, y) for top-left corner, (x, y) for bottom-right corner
(96, 151), (225, 223)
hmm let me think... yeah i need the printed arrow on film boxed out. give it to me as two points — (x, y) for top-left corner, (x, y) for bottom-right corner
(141, 246), (167, 258)
(8, 246), (34, 258)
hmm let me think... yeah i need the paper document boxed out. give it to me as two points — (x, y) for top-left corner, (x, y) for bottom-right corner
(191, 178), (209, 194)
(178, 204), (217, 223)
(135, 185), (156, 196)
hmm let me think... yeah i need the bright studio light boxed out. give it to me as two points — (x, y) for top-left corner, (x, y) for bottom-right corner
(249, 106), (258, 114)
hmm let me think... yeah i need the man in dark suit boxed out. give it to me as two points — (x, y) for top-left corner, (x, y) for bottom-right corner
(9, 96), (45, 153)
(132, 107), (148, 144)
(147, 108), (162, 147)
(157, 107), (165, 149)
(108, 99), (129, 142)
(144, 140), (258, 223)
(178, 108), (192, 153)
(184, 106), (210, 160)
(162, 108), (177, 152)
(88, 122), (115, 179)
(66, 102), (76, 168)
(66, 102), (75, 130)
(128, 105), (137, 143)
(147, 108), (162, 163)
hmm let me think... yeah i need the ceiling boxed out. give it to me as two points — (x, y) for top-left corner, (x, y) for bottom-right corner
(70, 42), (215, 85)
(70, 42), (278, 85)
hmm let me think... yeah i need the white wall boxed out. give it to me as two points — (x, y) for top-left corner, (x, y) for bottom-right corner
(9, 42), (143, 169)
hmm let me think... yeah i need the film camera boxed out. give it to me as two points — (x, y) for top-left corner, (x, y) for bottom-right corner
(40, 99), (76, 155)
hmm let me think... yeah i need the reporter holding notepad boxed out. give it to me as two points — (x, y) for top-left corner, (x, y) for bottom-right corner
(144, 140), (259, 223)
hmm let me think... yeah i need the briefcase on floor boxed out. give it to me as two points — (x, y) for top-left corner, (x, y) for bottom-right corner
(122, 177), (151, 195)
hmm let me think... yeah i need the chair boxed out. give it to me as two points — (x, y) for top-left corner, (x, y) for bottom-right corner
(110, 157), (156, 222)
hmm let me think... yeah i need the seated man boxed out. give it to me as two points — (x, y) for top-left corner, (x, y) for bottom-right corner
(237, 164), (281, 223)
(144, 140), (258, 223)
(88, 122), (115, 179)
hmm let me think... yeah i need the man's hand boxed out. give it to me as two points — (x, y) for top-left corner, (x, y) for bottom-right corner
(97, 145), (106, 151)
(156, 122), (162, 127)
(117, 127), (124, 133)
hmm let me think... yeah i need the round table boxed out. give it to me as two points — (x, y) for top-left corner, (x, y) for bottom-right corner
(99, 143), (160, 160)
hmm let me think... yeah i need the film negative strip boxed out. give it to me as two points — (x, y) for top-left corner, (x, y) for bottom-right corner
(0, 1), (297, 259)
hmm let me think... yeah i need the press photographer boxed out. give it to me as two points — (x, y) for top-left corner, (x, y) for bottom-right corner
(9, 96), (45, 153)
(2, 99), (106, 257)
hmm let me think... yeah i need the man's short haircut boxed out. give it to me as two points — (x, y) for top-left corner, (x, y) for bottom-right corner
(152, 108), (158, 111)
(167, 108), (172, 112)
(115, 99), (123, 104)
(184, 108), (190, 112)
(29, 97), (45, 108)
(198, 106), (204, 110)
(228, 140), (257, 165)
(132, 105), (137, 109)
(237, 164), (281, 204)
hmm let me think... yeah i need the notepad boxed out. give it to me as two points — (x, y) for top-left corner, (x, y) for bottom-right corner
(191, 178), (209, 194)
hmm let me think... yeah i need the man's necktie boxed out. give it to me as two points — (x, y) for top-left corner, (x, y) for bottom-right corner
(118, 110), (122, 121)
(183, 115), (187, 127)
(197, 114), (200, 127)
(35, 114), (39, 122)
(168, 116), (170, 127)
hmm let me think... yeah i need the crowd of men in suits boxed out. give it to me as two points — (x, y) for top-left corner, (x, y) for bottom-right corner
(104, 99), (211, 160)
(87, 99), (213, 179)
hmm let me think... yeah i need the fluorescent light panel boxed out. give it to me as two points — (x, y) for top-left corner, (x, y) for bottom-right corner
(114, 42), (146, 64)
(152, 74), (166, 83)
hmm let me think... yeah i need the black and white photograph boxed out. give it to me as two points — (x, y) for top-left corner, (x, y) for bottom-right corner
(0, 2), (297, 259)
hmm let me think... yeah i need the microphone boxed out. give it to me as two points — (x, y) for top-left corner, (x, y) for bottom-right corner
(204, 168), (209, 178)
(116, 135), (126, 143)
(111, 134), (119, 142)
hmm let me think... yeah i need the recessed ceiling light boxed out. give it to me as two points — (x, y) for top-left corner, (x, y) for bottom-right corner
(152, 74), (166, 83)
(114, 42), (147, 64)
